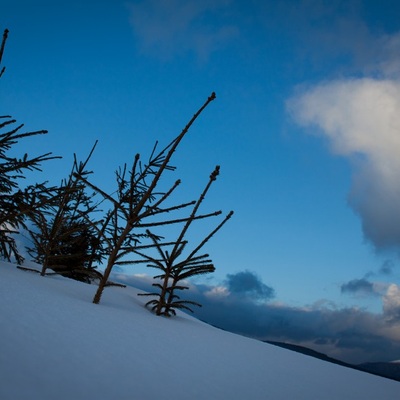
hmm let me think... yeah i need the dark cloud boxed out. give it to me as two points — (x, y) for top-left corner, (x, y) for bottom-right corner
(225, 270), (275, 301)
(379, 259), (395, 275)
(114, 272), (400, 365)
(340, 278), (376, 296)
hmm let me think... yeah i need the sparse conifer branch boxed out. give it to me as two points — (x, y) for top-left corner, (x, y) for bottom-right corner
(75, 208), (115, 269)
(114, 259), (160, 265)
(174, 253), (212, 270)
(176, 266), (215, 281)
(137, 210), (222, 228)
(0, 118), (17, 130)
(169, 300), (202, 313)
(2, 152), (57, 175)
(146, 200), (196, 217)
(0, 29), (8, 63)
(75, 174), (122, 211)
(0, 28), (9, 78)
(145, 141), (176, 173)
(127, 154), (141, 211)
(0, 183), (57, 227)
(140, 179), (182, 215)
(186, 210), (234, 262)
(130, 92), (217, 218)
(117, 239), (182, 265)
(163, 210), (233, 309)
(138, 230), (177, 264)
(170, 166), (220, 261)
(1, 128), (49, 142)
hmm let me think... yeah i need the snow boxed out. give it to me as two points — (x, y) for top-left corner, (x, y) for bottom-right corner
(0, 262), (398, 400)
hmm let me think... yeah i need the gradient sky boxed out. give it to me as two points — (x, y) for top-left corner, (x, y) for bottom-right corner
(2, 0), (400, 363)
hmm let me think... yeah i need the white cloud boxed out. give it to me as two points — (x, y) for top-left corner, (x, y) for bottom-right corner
(289, 79), (400, 161)
(372, 281), (391, 296)
(288, 77), (400, 250)
(204, 285), (230, 298)
(383, 283), (400, 322)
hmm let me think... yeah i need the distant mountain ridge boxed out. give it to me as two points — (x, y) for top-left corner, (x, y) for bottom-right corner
(265, 340), (400, 382)
(357, 362), (400, 382)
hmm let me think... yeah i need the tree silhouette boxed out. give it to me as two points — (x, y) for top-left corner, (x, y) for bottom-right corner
(0, 29), (60, 263)
(137, 166), (233, 316)
(26, 143), (104, 282)
(74, 93), (222, 304)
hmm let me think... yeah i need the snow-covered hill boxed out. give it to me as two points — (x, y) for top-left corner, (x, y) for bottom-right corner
(0, 262), (398, 399)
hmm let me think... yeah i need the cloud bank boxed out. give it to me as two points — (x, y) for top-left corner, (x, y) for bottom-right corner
(288, 31), (400, 252)
(114, 271), (400, 364)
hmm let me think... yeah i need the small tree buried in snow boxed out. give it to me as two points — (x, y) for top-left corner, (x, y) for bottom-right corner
(75, 92), (225, 305)
(137, 166), (233, 316)
(26, 143), (105, 283)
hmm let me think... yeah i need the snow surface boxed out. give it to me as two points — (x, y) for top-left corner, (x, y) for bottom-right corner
(0, 262), (399, 400)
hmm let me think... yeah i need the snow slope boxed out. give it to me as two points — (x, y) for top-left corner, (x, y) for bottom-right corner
(0, 262), (398, 400)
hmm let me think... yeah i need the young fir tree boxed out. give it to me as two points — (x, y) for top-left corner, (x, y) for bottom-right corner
(26, 143), (105, 283)
(137, 166), (233, 316)
(0, 28), (59, 264)
(75, 92), (219, 304)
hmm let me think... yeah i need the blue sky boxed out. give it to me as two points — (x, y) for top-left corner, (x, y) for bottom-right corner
(3, 0), (400, 363)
